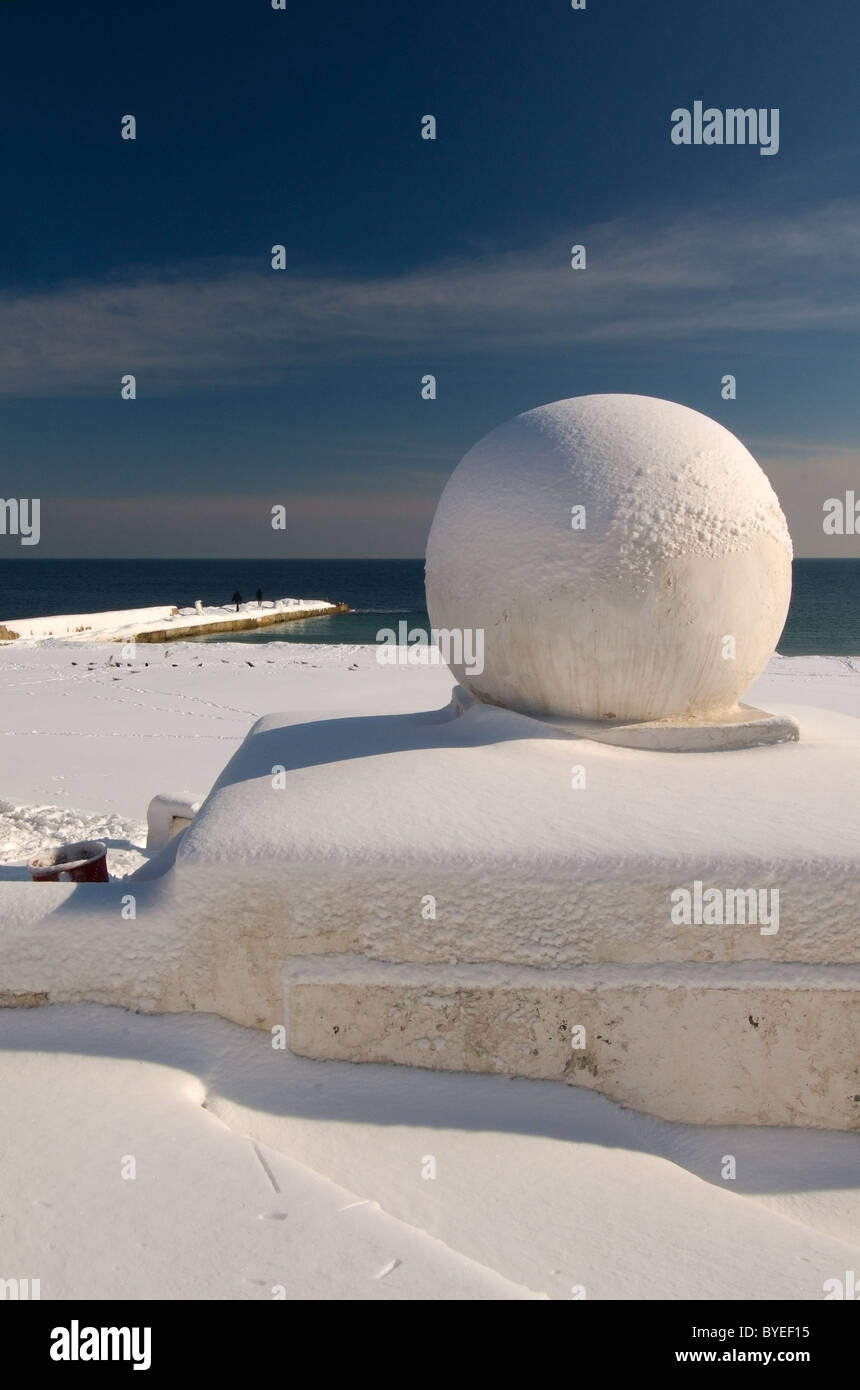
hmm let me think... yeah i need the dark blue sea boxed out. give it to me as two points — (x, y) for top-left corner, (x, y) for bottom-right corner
(0, 558), (858, 655)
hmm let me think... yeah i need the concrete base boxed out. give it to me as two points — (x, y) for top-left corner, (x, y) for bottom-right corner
(453, 687), (800, 751)
(285, 957), (860, 1129)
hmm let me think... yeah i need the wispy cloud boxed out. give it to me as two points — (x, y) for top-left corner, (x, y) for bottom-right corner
(2, 200), (860, 397)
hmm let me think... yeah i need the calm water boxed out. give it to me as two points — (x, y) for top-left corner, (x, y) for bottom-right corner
(0, 558), (857, 655)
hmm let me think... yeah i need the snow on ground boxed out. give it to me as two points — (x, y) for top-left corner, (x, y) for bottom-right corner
(0, 643), (855, 894)
(0, 799), (145, 881)
(0, 1003), (858, 1300)
(0, 639), (858, 1298)
(0, 638), (452, 878)
(0, 642), (855, 880)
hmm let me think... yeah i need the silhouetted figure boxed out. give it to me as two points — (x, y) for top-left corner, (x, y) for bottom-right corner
(232, 591), (243, 613)
(255, 587), (263, 608)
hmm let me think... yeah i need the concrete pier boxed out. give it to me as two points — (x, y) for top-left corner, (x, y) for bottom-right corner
(129, 602), (349, 643)
(0, 598), (349, 644)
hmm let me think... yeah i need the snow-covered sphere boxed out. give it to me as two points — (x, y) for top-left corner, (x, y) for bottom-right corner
(425, 395), (792, 722)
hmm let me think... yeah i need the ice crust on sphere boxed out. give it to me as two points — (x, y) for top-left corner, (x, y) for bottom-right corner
(425, 394), (793, 722)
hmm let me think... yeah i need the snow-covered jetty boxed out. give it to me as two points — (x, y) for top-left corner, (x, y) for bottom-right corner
(0, 598), (349, 644)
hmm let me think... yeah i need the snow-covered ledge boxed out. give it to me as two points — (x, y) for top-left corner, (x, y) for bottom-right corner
(1, 663), (857, 1129)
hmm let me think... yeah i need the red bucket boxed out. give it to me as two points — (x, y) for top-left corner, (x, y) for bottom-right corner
(29, 839), (109, 883)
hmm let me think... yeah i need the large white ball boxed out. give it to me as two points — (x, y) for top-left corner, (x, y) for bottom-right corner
(425, 395), (792, 722)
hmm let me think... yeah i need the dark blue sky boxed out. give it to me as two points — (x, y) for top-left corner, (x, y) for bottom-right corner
(1, 0), (859, 556)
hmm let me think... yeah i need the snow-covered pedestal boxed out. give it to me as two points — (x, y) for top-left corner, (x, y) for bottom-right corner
(1, 658), (857, 1127)
(183, 678), (859, 1128)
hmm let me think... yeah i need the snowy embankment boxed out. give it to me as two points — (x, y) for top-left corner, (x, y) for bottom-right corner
(0, 597), (345, 643)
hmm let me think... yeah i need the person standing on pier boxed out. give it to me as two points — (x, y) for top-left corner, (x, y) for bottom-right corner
(231, 591), (243, 613)
(255, 587), (263, 608)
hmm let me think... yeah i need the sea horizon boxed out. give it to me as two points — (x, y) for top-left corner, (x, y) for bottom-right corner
(0, 556), (857, 656)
